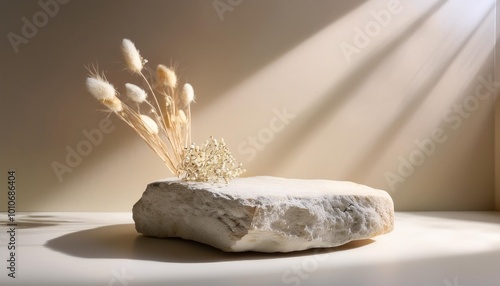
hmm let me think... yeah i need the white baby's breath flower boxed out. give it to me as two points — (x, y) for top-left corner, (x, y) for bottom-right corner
(125, 83), (147, 103)
(179, 136), (245, 182)
(86, 77), (116, 100)
(181, 83), (195, 106)
(140, 115), (159, 134)
(122, 38), (144, 74)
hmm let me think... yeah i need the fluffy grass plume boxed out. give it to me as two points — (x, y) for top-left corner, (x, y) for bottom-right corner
(85, 39), (244, 182)
(122, 38), (144, 74)
(156, 64), (177, 88)
(86, 75), (123, 112)
(125, 83), (147, 103)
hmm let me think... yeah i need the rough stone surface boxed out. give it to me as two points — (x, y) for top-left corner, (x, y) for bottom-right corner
(132, 176), (394, 252)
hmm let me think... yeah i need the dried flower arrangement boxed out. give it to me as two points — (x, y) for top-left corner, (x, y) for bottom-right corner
(85, 39), (245, 183)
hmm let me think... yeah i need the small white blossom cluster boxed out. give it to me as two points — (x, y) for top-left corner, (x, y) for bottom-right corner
(179, 137), (245, 183)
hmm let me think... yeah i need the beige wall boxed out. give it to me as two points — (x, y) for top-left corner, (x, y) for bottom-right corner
(497, 96), (500, 211)
(496, 0), (500, 211)
(0, 0), (496, 211)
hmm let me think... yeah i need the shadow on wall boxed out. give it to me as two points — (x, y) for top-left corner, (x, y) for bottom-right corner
(1, 1), (495, 212)
(392, 49), (496, 211)
(343, 4), (495, 179)
(0, 0), (366, 211)
(179, 0), (370, 105)
(256, 0), (448, 176)
(250, 0), (495, 212)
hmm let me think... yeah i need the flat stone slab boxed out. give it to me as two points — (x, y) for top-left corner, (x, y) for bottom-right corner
(132, 176), (394, 252)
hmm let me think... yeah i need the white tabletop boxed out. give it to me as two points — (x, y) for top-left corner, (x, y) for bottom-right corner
(1, 212), (499, 286)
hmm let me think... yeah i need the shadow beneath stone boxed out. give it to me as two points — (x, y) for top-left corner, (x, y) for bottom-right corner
(45, 224), (374, 263)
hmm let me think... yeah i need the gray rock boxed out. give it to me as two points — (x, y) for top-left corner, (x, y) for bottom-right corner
(132, 176), (394, 252)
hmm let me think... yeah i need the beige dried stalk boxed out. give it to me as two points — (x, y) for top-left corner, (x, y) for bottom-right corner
(85, 39), (245, 182)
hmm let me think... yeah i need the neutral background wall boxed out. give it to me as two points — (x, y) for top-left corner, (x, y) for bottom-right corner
(496, 0), (500, 212)
(0, 0), (496, 211)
